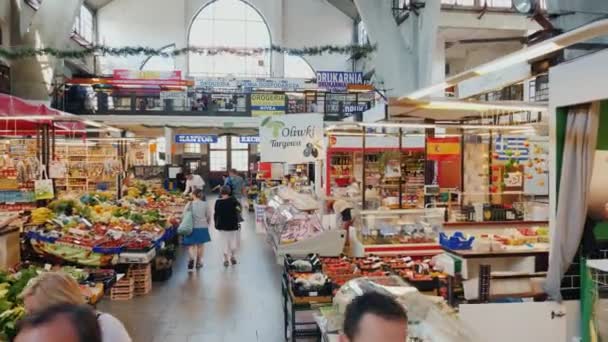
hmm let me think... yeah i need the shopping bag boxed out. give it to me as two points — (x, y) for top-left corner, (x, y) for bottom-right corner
(49, 160), (66, 179)
(178, 204), (194, 236)
(34, 167), (54, 201)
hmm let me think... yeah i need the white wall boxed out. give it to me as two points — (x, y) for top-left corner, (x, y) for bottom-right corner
(97, 0), (353, 76)
(283, 0), (353, 72)
(97, 0), (187, 73)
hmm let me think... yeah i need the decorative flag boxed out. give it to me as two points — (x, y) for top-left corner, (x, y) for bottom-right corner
(426, 137), (460, 161)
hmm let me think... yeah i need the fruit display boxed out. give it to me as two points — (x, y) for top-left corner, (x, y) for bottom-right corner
(23, 189), (183, 267)
(30, 207), (54, 225)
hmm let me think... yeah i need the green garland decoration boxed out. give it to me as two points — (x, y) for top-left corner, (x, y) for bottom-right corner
(0, 44), (376, 60)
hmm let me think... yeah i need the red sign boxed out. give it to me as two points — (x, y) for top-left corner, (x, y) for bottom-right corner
(257, 162), (272, 179)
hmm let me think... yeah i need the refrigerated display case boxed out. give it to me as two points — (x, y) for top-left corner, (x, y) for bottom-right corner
(264, 187), (346, 263)
(349, 208), (445, 257)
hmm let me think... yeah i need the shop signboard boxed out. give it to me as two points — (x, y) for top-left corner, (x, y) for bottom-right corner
(174, 135), (218, 144)
(316, 71), (364, 91)
(110, 69), (190, 86)
(239, 136), (260, 144)
(114, 69), (182, 81)
(194, 77), (312, 92)
(259, 113), (324, 164)
(343, 103), (368, 114)
(426, 137), (461, 161)
(251, 94), (286, 116)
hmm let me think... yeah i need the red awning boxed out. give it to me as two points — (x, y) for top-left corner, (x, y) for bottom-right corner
(0, 93), (84, 134)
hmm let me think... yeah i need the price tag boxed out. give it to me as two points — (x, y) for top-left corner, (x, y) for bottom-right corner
(44, 263), (52, 271)
(309, 291), (318, 297)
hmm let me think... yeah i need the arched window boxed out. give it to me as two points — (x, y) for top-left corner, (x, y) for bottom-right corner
(189, 0), (271, 77)
(284, 54), (315, 79)
(140, 45), (176, 71)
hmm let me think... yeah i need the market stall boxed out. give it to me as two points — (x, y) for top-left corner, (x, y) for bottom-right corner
(282, 254), (473, 341)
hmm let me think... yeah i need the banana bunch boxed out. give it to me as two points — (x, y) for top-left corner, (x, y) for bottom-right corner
(127, 187), (141, 198)
(31, 207), (54, 225)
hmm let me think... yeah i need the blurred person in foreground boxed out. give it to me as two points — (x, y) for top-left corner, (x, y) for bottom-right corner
(20, 272), (131, 342)
(340, 292), (408, 342)
(15, 303), (101, 342)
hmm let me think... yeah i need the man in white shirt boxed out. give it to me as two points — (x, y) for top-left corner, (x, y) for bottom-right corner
(184, 173), (205, 195)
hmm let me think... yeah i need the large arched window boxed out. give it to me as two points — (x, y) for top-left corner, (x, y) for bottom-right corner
(284, 54), (315, 79)
(189, 0), (271, 77)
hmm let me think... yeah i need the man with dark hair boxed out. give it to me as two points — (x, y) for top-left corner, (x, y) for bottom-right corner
(15, 304), (102, 342)
(341, 292), (408, 342)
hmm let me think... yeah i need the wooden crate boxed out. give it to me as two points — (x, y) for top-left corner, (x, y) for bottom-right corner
(128, 264), (152, 278)
(134, 280), (152, 296)
(129, 264), (152, 296)
(110, 277), (134, 300)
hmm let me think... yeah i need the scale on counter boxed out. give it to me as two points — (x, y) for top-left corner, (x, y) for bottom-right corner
(424, 185), (440, 195)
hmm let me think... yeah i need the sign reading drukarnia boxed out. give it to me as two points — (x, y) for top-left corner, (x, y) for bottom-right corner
(259, 114), (324, 164)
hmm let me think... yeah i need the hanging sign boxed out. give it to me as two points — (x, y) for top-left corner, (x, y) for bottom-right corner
(426, 137), (460, 161)
(259, 114), (324, 164)
(160, 91), (187, 101)
(174, 135), (218, 144)
(251, 94), (286, 116)
(316, 71), (363, 91)
(240, 136), (260, 144)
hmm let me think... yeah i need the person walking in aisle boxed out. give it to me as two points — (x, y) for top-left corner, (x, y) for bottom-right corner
(20, 272), (131, 342)
(214, 185), (241, 267)
(182, 188), (212, 271)
(183, 172), (205, 195)
(228, 169), (245, 200)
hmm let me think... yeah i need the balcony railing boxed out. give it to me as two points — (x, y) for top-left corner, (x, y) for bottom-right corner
(54, 88), (375, 122)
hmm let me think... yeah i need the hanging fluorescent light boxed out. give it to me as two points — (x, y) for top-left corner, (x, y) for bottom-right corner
(418, 99), (548, 112)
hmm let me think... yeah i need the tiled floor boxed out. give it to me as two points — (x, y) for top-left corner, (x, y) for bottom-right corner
(98, 208), (285, 342)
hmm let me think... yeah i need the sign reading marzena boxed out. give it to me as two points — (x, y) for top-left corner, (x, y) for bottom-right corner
(175, 135), (218, 144)
(259, 114), (324, 164)
(316, 71), (363, 91)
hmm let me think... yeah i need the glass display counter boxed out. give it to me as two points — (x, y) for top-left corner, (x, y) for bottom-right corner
(264, 186), (346, 263)
(349, 208), (445, 257)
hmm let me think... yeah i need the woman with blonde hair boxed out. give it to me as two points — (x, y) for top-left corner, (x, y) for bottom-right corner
(20, 271), (131, 342)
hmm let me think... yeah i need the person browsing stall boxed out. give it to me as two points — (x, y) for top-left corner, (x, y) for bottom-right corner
(183, 172), (205, 195)
(340, 292), (408, 342)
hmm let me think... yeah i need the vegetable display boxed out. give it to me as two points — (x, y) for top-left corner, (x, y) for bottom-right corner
(24, 189), (184, 266)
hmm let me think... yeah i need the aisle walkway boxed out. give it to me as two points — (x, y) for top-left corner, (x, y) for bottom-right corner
(98, 209), (285, 342)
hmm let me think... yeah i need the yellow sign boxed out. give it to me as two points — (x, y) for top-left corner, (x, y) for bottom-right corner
(251, 94), (286, 117)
